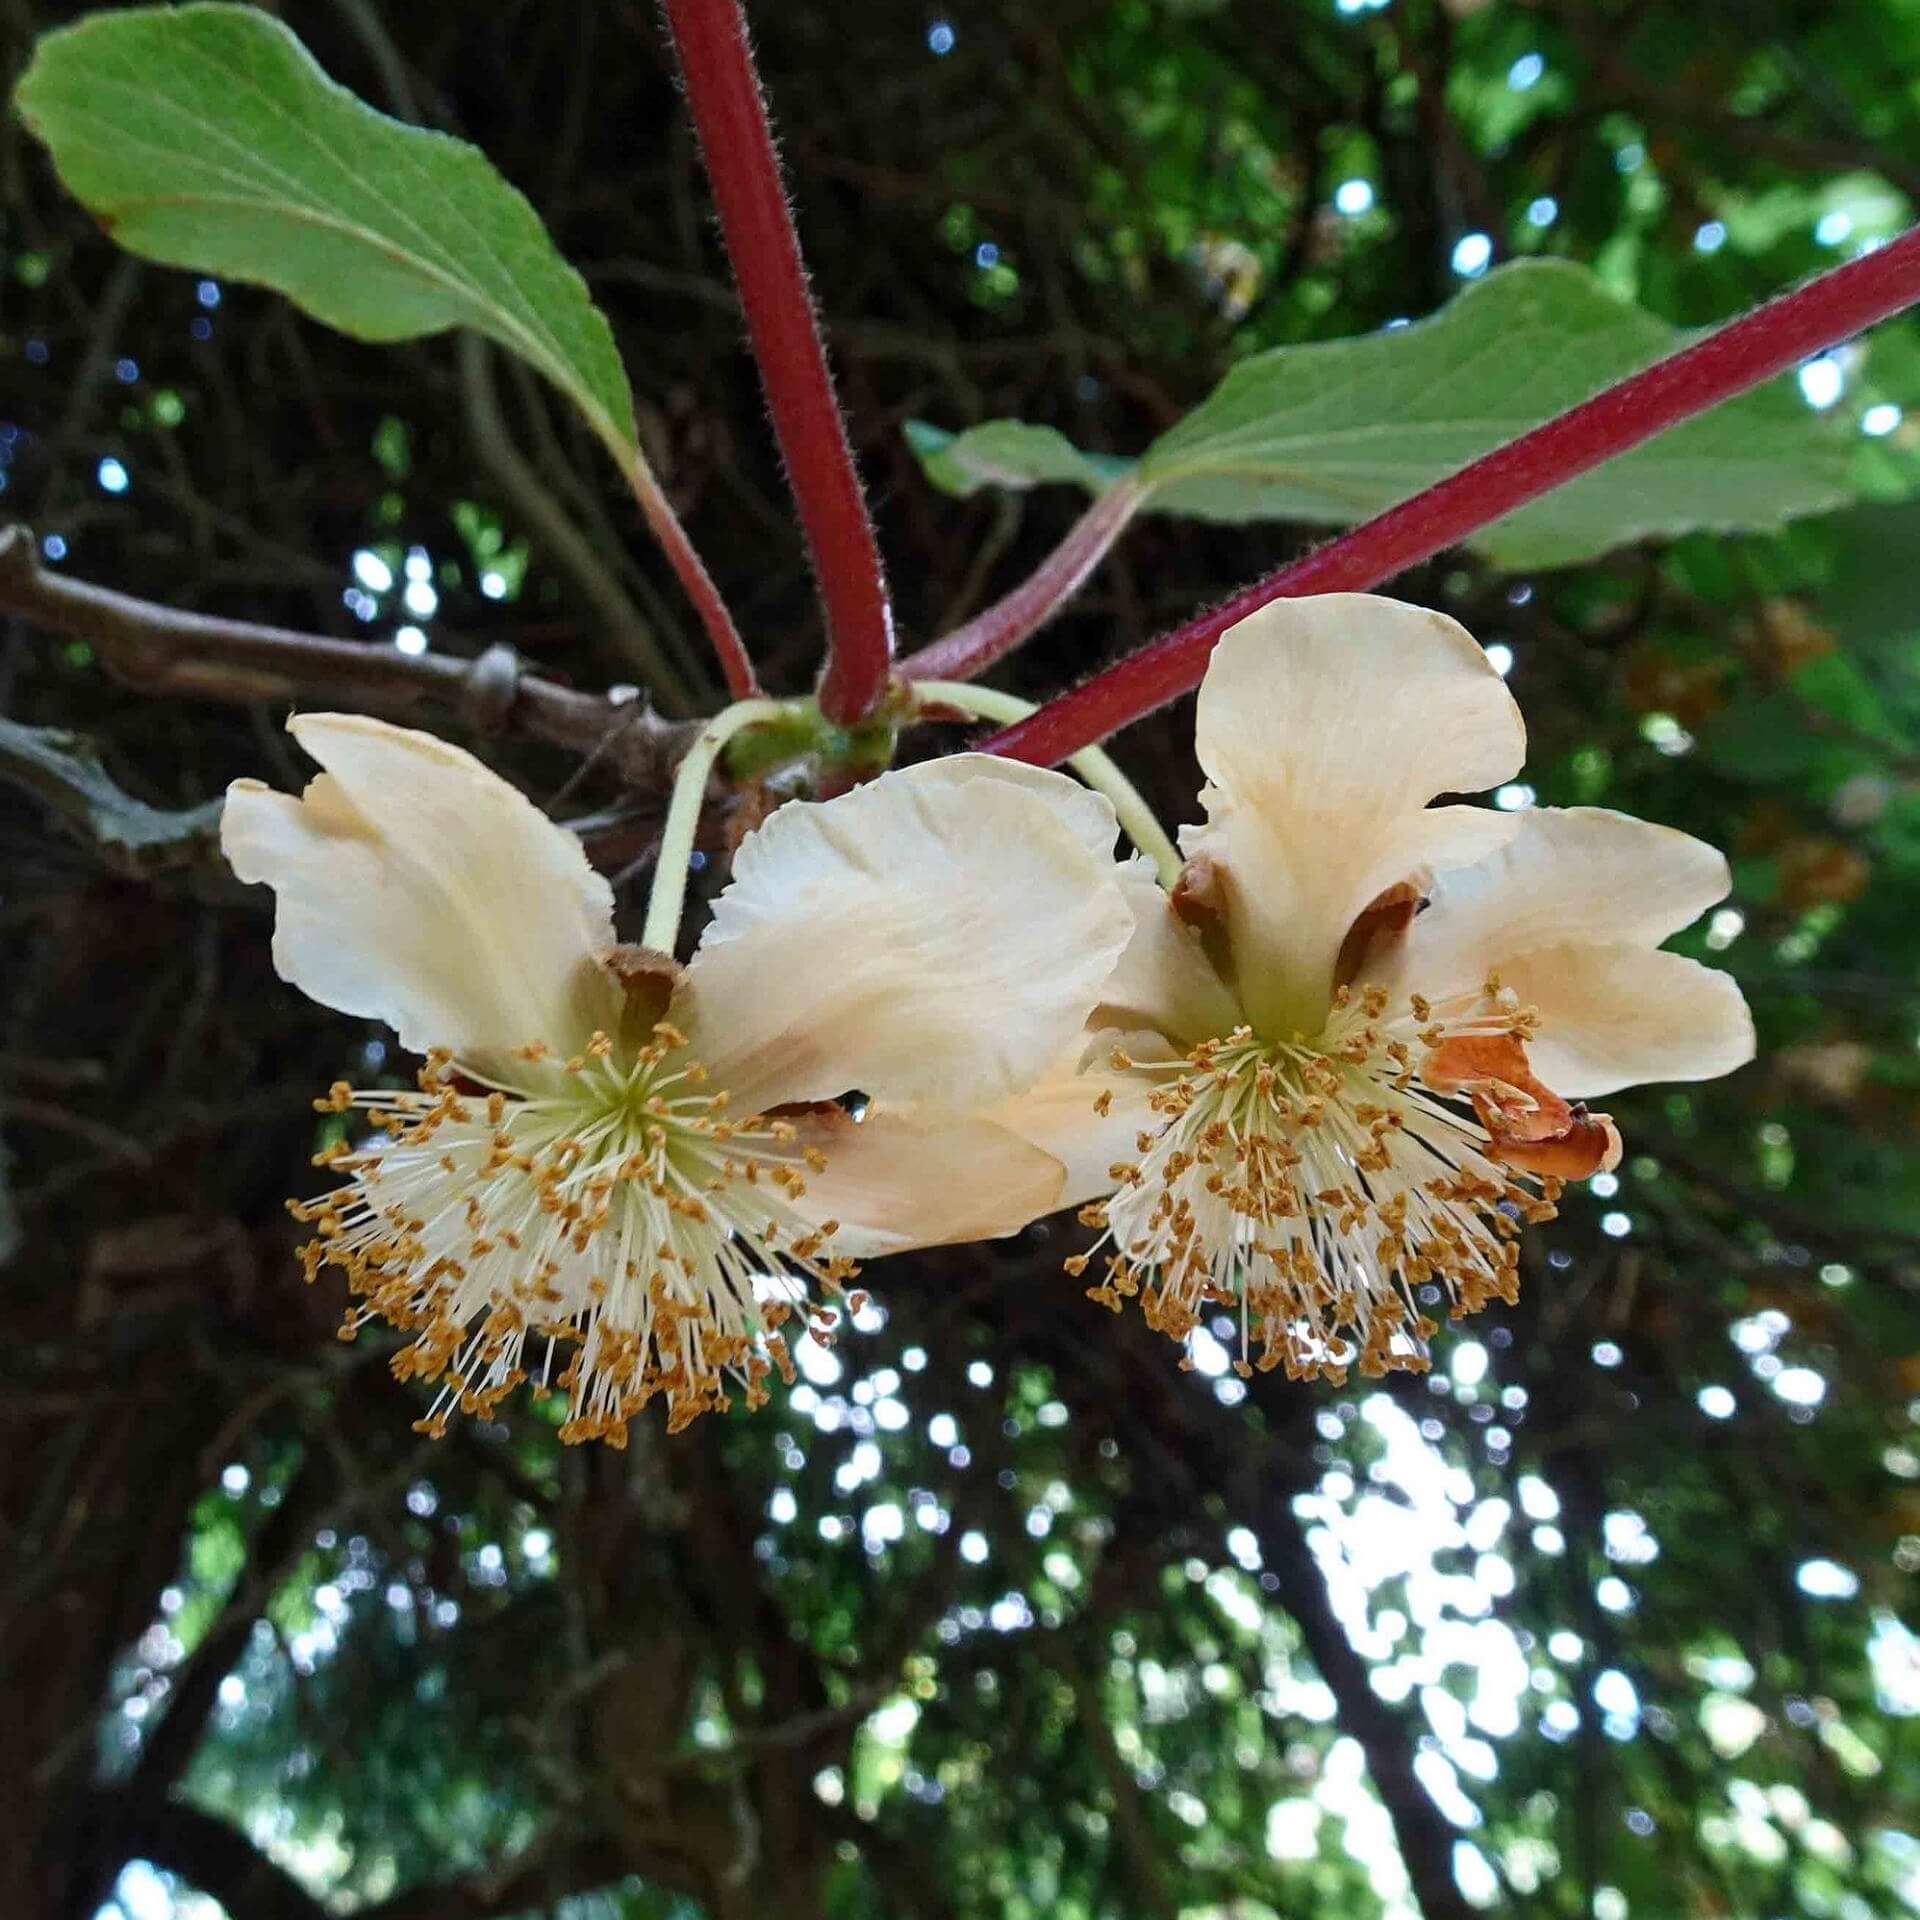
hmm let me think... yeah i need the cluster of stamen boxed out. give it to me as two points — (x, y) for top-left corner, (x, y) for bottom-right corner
(292, 1023), (856, 1442)
(1068, 981), (1567, 1384)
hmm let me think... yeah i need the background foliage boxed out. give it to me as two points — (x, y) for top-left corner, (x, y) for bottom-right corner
(4, 3), (1920, 1917)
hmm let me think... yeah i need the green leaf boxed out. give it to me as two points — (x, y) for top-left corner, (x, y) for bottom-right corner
(903, 419), (1129, 498)
(0, 716), (222, 872)
(15, 3), (638, 468)
(906, 260), (1859, 569)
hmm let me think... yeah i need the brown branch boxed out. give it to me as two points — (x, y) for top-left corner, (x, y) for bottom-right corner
(1058, 1654), (1179, 1920)
(1081, 1321), (1480, 1920)
(1565, 19), (1920, 203)
(122, 1455), (333, 1812)
(0, 526), (697, 788)
(353, 1834), (629, 1920)
(75, 1794), (332, 1920)
(79, 1796), (625, 1920)
(1252, 1488), (1476, 1920)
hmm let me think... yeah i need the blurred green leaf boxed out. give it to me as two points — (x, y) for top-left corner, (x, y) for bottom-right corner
(904, 418), (1129, 498)
(0, 715), (222, 870)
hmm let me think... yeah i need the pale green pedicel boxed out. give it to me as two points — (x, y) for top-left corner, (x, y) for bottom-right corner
(641, 699), (797, 954)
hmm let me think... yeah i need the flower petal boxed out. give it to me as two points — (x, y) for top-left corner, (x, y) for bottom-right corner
(887, 750), (1120, 862)
(678, 766), (1133, 1114)
(220, 714), (618, 1064)
(987, 1036), (1166, 1213)
(787, 1107), (1068, 1255)
(1377, 806), (1732, 1004)
(1185, 594), (1525, 1033)
(1098, 867), (1241, 1045)
(1495, 944), (1754, 1098)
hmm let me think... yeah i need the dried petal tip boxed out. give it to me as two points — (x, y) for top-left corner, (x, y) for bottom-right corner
(1420, 1027), (1620, 1177)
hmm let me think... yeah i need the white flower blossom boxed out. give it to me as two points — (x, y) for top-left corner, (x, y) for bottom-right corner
(222, 718), (1131, 1440)
(996, 595), (1754, 1383)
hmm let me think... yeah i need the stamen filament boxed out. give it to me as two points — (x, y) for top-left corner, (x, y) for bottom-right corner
(296, 1025), (855, 1442)
(1074, 985), (1566, 1382)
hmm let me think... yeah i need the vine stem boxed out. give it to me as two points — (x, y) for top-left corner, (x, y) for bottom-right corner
(642, 698), (795, 954)
(982, 226), (1920, 766)
(912, 680), (1182, 885)
(901, 480), (1148, 683)
(659, 0), (894, 724)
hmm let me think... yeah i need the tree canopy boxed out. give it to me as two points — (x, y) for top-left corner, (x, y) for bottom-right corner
(3, 3), (1919, 1918)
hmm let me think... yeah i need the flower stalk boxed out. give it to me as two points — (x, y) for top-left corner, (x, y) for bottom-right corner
(658, 0), (894, 724)
(642, 696), (795, 954)
(982, 225), (1920, 767)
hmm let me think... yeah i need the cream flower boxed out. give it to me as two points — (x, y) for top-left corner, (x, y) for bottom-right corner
(997, 594), (1754, 1384)
(222, 717), (1131, 1440)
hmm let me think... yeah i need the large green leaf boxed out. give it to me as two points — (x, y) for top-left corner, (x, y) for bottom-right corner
(15, 3), (638, 468)
(907, 261), (1859, 569)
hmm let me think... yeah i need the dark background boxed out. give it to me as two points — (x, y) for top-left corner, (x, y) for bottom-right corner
(4, 2), (1920, 1916)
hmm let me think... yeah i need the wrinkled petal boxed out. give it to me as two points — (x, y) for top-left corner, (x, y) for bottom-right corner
(1495, 944), (1755, 1098)
(221, 714), (618, 1066)
(677, 767), (1132, 1115)
(1487, 1111), (1623, 1179)
(1422, 1030), (1577, 1142)
(887, 750), (1120, 862)
(1098, 866), (1241, 1045)
(1376, 806), (1731, 1004)
(989, 1032), (1170, 1214)
(1184, 594), (1525, 1033)
(786, 1107), (1069, 1256)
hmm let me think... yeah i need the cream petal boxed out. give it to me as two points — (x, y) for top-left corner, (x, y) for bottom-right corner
(1098, 866), (1241, 1045)
(1496, 944), (1754, 1099)
(1185, 594), (1526, 1034)
(988, 1036), (1167, 1213)
(1379, 806), (1733, 1005)
(676, 767), (1133, 1115)
(220, 714), (619, 1065)
(786, 1107), (1068, 1256)
(886, 750), (1121, 862)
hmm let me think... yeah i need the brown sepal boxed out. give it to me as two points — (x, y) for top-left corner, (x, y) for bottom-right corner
(1170, 852), (1225, 930)
(1336, 879), (1426, 989)
(599, 944), (687, 1036)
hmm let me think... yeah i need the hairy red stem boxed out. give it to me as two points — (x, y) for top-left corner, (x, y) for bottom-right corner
(985, 228), (1920, 765)
(901, 480), (1147, 682)
(659, 0), (894, 722)
(628, 454), (760, 700)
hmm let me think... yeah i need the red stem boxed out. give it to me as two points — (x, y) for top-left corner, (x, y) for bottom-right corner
(985, 228), (1920, 766)
(900, 479), (1147, 682)
(628, 454), (760, 700)
(659, 0), (894, 722)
